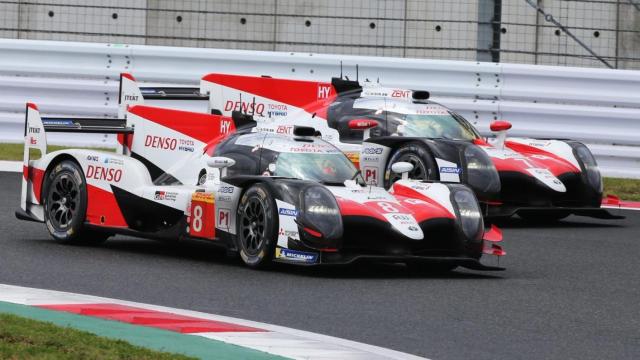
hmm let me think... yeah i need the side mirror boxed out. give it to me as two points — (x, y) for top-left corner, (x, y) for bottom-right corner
(490, 120), (512, 132)
(206, 156), (236, 169)
(489, 120), (512, 149)
(391, 162), (414, 181)
(205, 157), (235, 185)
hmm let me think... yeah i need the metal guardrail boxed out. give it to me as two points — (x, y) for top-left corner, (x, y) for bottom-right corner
(0, 39), (638, 178)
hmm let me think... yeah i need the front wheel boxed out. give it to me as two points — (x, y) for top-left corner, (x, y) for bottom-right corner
(384, 142), (437, 189)
(236, 183), (278, 269)
(42, 160), (110, 245)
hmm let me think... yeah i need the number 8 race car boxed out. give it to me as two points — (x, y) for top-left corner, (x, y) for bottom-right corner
(16, 101), (505, 271)
(183, 73), (623, 222)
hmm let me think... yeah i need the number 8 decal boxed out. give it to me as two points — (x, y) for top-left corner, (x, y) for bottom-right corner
(192, 205), (203, 232)
(378, 201), (399, 213)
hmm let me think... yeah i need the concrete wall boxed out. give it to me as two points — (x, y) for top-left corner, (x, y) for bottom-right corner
(0, 0), (638, 69)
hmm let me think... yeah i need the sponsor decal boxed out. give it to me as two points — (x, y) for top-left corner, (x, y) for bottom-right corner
(86, 165), (122, 182)
(363, 167), (377, 184)
(217, 209), (231, 228)
(276, 125), (293, 134)
(145, 135), (177, 150)
(86, 155), (99, 162)
(279, 208), (298, 216)
(408, 226), (419, 231)
(268, 104), (289, 118)
(219, 186), (234, 194)
(415, 105), (449, 116)
(154, 190), (177, 201)
(220, 119), (232, 134)
(317, 84), (331, 99)
(178, 138), (195, 153)
(278, 228), (299, 238)
(42, 119), (74, 126)
(440, 166), (462, 174)
(29, 137), (37, 145)
(217, 195), (232, 202)
(224, 100), (264, 116)
(28, 126), (40, 134)
(275, 248), (318, 264)
(391, 89), (411, 98)
(289, 143), (339, 154)
(103, 157), (124, 166)
(123, 94), (139, 101)
(362, 147), (384, 155)
(191, 192), (215, 204)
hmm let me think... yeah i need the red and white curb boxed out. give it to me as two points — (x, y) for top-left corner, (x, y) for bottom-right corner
(0, 284), (426, 360)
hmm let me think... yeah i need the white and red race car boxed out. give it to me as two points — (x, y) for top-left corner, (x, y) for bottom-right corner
(127, 72), (620, 222)
(16, 100), (504, 271)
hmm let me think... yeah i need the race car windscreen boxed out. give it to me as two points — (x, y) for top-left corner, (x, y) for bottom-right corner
(274, 152), (364, 186)
(393, 111), (480, 140)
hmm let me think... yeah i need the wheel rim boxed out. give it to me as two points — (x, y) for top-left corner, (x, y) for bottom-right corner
(389, 154), (429, 184)
(239, 197), (266, 256)
(46, 173), (79, 230)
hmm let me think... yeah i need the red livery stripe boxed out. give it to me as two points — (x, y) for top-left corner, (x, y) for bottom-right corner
(86, 184), (128, 228)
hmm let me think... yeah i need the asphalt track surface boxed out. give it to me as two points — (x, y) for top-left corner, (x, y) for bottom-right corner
(0, 171), (638, 360)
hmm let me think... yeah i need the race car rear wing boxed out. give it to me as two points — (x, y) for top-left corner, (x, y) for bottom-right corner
(119, 73), (209, 117)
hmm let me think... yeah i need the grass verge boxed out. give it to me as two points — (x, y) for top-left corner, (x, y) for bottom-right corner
(0, 313), (194, 359)
(603, 177), (640, 201)
(0, 143), (114, 161)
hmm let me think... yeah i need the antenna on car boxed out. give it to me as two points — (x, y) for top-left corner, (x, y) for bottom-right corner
(356, 64), (359, 82)
(340, 61), (343, 79)
(251, 96), (256, 116)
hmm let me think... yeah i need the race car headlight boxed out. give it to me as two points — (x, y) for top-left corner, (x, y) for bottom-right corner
(299, 186), (343, 240)
(463, 145), (500, 196)
(452, 188), (484, 241)
(573, 143), (602, 193)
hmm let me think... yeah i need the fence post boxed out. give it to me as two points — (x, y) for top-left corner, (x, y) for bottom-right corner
(477, 0), (502, 62)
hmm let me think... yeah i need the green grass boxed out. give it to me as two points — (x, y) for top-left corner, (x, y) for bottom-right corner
(0, 143), (114, 161)
(0, 313), (195, 360)
(603, 177), (640, 201)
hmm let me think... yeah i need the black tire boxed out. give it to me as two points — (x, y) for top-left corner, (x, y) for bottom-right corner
(406, 261), (457, 274)
(384, 142), (437, 188)
(518, 211), (570, 223)
(236, 183), (278, 269)
(42, 160), (110, 245)
(197, 169), (207, 185)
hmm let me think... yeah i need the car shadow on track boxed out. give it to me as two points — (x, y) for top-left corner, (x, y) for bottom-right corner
(25, 236), (504, 280)
(492, 216), (625, 229)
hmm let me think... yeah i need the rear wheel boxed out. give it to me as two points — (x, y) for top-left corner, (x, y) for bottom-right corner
(236, 183), (278, 269)
(43, 160), (109, 245)
(384, 142), (437, 188)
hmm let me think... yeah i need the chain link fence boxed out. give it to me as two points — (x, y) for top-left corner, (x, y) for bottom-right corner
(0, 0), (639, 69)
